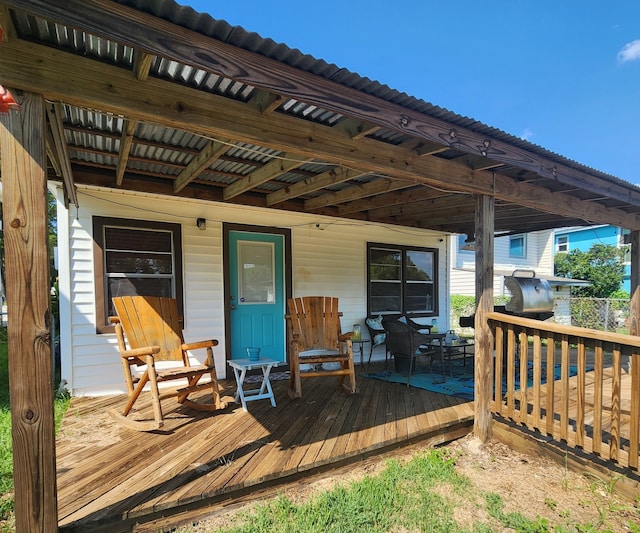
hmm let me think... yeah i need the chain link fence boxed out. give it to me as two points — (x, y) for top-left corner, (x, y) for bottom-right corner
(553, 297), (630, 332)
(451, 296), (631, 334)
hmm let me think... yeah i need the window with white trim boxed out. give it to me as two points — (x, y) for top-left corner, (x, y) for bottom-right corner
(509, 234), (526, 258)
(556, 235), (568, 253)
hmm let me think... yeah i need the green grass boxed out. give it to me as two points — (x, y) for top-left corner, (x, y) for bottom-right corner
(0, 331), (70, 528)
(178, 448), (640, 533)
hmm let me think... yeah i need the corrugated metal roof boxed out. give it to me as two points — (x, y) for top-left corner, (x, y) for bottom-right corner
(106, 0), (634, 187)
(10, 0), (631, 188)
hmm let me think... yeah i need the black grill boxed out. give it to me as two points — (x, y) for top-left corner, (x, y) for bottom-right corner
(459, 270), (554, 328)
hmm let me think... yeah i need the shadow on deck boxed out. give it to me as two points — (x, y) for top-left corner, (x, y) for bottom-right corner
(56, 363), (474, 532)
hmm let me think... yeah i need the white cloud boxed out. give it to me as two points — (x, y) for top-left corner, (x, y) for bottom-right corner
(520, 128), (534, 141)
(617, 40), (640, 63)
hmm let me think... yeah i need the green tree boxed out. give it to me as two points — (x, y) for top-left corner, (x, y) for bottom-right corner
(554, 243), (626, 298)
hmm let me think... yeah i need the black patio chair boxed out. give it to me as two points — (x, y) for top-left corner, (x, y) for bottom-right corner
(381, 317), (446, 386)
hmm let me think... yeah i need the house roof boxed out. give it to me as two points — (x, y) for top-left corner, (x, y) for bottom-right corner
(2, 0), (640, 235)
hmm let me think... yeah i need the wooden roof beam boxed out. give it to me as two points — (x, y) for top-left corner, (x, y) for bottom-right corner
(266, 166), (367, 205)
(305, 177), (415, 210)
(174, 138), (230, 192)
(340, 186), (452, 216)
(248, 89), (284, 114)
(224, 152), (313, 199)
(402, 138), (449, 157)
(0, 3), (17, 41)
(133, 50), (153, 81)
(334, 117), (381, 140)
(45, 101), (77, 206)
(116, 119), (136, 186)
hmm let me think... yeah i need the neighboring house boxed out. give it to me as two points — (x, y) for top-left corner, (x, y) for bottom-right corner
(449, 229), (589, 324)
(450, 229), (584, 297)
(554, 225), (631, 293)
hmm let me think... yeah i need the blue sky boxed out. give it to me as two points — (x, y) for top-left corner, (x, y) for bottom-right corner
(187, 1), (639, 184)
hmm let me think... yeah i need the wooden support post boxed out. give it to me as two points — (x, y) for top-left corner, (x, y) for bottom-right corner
(0, 90), (58, 531)
(474, 194), (494, 442)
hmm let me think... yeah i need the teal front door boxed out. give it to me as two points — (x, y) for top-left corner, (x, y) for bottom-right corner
(227, 230), (286, 362)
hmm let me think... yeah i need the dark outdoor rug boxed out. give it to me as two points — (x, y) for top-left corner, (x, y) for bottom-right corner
(363, 359), (589, 401)
(244, 370), (290, 383)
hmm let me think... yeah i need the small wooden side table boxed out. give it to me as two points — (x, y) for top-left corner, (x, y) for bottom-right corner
(228, 357), (279, 412)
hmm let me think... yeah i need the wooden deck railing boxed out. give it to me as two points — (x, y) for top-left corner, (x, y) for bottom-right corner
(487, 312), (640, 472)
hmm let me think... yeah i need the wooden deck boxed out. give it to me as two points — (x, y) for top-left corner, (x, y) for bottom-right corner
(56, 364), (474, 532)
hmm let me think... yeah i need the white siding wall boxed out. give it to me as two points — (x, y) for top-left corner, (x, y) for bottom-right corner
(56, 185), (448, 396)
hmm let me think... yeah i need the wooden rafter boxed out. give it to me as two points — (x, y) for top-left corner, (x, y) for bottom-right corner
(45, 101), (78, 206)
(174, 138), (230, 193)
(305, 177), (417, 210)
(339, 186), (452, 216)
(0, 2), (16, 41)
(334, 118), (381, 140)
(223, 152), (313, 200)
(266, 166), (368, 205)
(133, 50), (153, 81)
(248, 89), (284, 114)
(116, 119), (136, 186)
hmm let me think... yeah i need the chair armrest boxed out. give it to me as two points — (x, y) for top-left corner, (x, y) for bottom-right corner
(182, 339), (218, 350)
(404, 315), (433, 334)
(339, 332), (353, 342)
(121, 345), (161, 358)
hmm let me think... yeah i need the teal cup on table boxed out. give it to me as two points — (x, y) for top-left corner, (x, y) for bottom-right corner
(247, 347), (260, 361)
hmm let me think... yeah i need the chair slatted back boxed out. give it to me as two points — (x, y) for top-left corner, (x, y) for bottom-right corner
(287, 296), (342, 351)
(112, 296), (184, 362)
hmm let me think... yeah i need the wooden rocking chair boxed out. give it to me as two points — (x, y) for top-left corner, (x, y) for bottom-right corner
(286, 296), (357, 399)
(110, 296), (225, 431)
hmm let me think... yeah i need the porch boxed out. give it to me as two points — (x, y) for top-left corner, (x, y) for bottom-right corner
(56, 335), (640, 533)
(55, 363), (474, 532)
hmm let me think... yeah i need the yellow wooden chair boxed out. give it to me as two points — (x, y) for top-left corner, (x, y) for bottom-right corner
(110, 296), (225, 431)
(286, 296), (357, 399)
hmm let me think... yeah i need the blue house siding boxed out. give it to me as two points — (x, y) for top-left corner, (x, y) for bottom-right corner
(554, 226), (630, 293)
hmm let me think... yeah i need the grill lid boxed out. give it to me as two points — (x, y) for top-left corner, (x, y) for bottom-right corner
(504, 269), (553, 314)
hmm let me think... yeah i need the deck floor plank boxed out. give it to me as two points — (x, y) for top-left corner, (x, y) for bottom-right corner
(56, 365), (474, 532)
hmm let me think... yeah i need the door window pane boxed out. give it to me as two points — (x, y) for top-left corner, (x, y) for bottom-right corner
(238, 241), (275, 304)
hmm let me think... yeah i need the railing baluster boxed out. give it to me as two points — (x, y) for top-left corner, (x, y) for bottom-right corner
(610, 345), (621, 462)
(532, 330), (542, 431)
(576, 338), (586, 449)
(493, 323), (504, 413)
(507, 324), (516, 419)
(518, 329), (529, 424)
(630, 351), (640, 469)
(592, 341), (603, 457)
(545, 333), (556, 437)
(560, 335), (570, 442)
